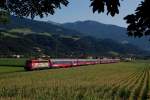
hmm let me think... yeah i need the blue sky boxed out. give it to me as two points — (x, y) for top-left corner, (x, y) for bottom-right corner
(35, 0), (143, 27)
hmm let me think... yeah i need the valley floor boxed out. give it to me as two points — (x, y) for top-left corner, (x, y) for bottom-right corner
(0, 59), (150, 100)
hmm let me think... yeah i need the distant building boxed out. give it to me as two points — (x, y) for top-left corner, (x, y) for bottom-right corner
(122, 58), (132, 62)
(12, 54), (23, 58)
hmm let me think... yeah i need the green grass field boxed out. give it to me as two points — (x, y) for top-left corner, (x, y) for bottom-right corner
(0, 58), (25, 74)
(0, 59), (150, 100)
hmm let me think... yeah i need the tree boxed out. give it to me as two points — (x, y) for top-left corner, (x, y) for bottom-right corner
(0, 0), (68, 18)
(124, 0), (150, 38)
(0, 0), (120, 18)
(0, 9), (9, 24)
(90, 0), (120, 16)
(0, 0), (149, 38)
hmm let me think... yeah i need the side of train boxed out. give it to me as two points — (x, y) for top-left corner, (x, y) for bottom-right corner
(25, 58), (120, 71)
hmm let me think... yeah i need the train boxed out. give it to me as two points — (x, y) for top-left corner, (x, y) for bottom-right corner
(25, 58), (120, 71)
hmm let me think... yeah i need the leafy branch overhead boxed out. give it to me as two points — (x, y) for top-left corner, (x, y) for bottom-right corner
(0, 0), (69, 18)
(0, 0), (150, 38)
(124, 0), (150, 38)
(0, 0), (121, 18)
(90, 0), (120, 16)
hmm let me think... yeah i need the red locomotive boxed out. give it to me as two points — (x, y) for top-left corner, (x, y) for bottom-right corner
(25, 59), (52, 71)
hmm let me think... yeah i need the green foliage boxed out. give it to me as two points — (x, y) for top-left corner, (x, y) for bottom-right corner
(90, 0), (120, 16)
(0, 0), (69, 18)
(124, 0), (150, 38)
(0, 0), (121, 18)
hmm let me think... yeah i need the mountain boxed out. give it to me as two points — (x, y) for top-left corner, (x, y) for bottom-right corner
(0, 16), (148, 57)
(62, 20), (150, 51)
(0, 31), (146, 58)
(0, 16), (82, 36)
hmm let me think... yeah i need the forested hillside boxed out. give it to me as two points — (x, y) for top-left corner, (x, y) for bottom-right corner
(0, 16), (148, 58)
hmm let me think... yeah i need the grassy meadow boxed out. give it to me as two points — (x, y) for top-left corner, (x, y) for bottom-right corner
(0, 58), (25, 74)
(0, 59), (150, 100)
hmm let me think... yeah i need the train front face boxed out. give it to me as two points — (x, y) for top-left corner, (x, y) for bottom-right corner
(25, 60), (51, 71)
(25, 60), (33, 71)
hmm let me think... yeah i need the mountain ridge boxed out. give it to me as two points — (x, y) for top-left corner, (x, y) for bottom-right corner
(0, 16), (82, 36)
(62, 20), (150, 51)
